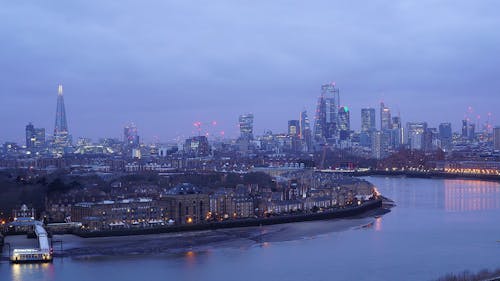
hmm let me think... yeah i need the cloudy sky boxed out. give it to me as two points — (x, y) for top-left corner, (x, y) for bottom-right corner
(1, 1), (499, 144)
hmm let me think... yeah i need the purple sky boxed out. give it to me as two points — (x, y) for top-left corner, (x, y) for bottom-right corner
(1, 1), (499, 144)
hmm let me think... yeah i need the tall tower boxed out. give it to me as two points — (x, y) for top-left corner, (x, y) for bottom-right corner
(338, 106), (350, 141)
(314, 83), (340, 143)
(380, 102), (391, 131)
(53, 84), (70, 146)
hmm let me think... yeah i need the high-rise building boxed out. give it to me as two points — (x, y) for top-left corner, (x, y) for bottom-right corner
(371, 131), (383, 159)
(360, 108), (376, 147)
(380, 102), (391, 131)
(26, 123), (45, 150)
(461, 119), (475, 140)
(239, 114), (254, 140)
(494, 127), (500, 150)
(124, 123), (140, 148)
(53, 84), (70, 147)
(390, 116), (404, 149)
(438, 123), (452, 151)
(407, 122), (427, 150)
(361, 108), (376, 132)
(299, 110), (312, 152)
(288, 120), (300, 137)
(338, 106), (350, 141)
(314, 83), (340, 143)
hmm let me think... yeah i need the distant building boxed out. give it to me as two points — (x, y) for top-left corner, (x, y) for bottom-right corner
(390, 116), (404, 149)
(53, 84), (71, 152)
(439, 123), (453, 151)
(494, 127), (500, 150)
(461, 119), (475, 140)
(25, 123), (46, 151)
(124, 123), (140, 148)
(407, 122), (427, 150)
(239, 113), (254, 140)
(314, 83), (340, 143)
(371, 131), (383, 159)
(338, 106), (350, 141)
(288, 120), (300, 137)
(299, 110), (312, 151)
(361, 108), (376, 147)
(184, 136), (210, 157)
(380, 102), (391, 131)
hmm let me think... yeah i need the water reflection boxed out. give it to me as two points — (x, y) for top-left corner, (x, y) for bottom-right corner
(11, 263), (53, 281)
(445, 180), (500, 212)
(374, 217), (382, 232)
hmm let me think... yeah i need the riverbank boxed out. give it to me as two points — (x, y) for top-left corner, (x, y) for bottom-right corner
(41, 207), (390, 258)
(351, 170), (500, 182)
(71, 199), (383, 238)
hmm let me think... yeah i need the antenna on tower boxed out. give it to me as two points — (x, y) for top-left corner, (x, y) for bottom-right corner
(58, 84), (63, 96)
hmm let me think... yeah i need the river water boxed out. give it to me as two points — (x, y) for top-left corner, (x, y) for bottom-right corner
(2, 176), (500, 281)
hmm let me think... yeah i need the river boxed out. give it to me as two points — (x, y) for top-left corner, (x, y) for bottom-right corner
(2, 176), (500, 281)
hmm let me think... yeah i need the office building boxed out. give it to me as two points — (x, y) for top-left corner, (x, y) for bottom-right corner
(380, 102), (392, 131)
(239, 113), (254, 140)
(314, 83), (340, 143)
(438, 123), (452, 151)
(494, 127), (500, 150)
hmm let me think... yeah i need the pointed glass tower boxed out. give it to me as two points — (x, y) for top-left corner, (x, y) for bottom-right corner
(53, 84), (70, 147)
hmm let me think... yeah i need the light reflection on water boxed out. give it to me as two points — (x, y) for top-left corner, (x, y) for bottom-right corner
(444, 180), (500, 212)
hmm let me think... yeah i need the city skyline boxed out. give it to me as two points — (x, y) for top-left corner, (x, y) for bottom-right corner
(1, 1), (500, 143)
(1, 82), (497, 145)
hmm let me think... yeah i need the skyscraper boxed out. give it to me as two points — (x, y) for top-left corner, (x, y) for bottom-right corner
(390, 116), (404, 149)
(380, 102), (391, 131)
(314, 83), (340, 143)
(299, 110), (312, 151)
(53, 84), (71, 148)
(494, 127), (500, 150)
(407, 122), (427, 150)
(360, 108), (376, 147)
(338, 106), (350, 141)
(361, 108), (376, 132)
(239, 113), (254, 140)
(438, 123), (452, 151)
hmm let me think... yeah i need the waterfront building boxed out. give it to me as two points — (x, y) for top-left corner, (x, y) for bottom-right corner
(161, 183), (209, 224)
(494, 126), (500, 150)
(239, 113), (254, 140)
(71, 198), (170, 230)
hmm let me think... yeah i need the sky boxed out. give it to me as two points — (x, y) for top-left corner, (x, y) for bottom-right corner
(1, 1), (499, 144)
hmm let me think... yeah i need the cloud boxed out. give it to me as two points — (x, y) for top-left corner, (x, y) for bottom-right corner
(0, 0), (499, 142)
